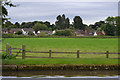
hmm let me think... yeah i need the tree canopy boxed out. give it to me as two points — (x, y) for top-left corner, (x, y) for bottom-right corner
(33, 22), (48, 33)
(2, 1), (16, 23)
(55, 14), (70, 30)
(73, 16), (84, 30)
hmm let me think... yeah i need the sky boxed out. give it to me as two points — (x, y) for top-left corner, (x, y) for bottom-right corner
(6, 1), (118, 25)
(11, 0), (119, 2)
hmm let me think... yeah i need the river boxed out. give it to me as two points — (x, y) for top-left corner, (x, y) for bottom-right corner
(1, 70), (119, 80)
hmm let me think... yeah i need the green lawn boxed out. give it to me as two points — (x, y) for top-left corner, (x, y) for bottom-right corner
(2, 38), (118, 65)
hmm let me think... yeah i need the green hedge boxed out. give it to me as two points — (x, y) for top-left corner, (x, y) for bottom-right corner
(2, 33), (119, 38)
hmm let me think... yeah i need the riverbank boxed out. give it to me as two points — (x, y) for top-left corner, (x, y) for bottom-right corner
(2, 64), (120, 71)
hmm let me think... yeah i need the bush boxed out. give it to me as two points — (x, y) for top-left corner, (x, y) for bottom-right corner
(2, 53), (7, 59)
(54, 29), (75, 36)
(37, 32), (48, 37)
(15, 31), (23, 35)
(28, 31), (34, 36)
(2, 34), (14, 38)
(2, 53), (16, 59)
(2, 34), (25, 38)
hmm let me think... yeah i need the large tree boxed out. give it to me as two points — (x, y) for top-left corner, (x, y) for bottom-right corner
(73, 16), (84, 30)
(101, 23), (115, 36)
(15, 22), (20, 28)
(55, 14), (70, 30)
(3, 20), (13, 28)
(94, 21), (105, 30)
(115, 16), (120, 36)
(105, 16), (115, 25)
(33, 22), (48, 33)
(1, 1), (16, 23)
(104, 16), (119, 36)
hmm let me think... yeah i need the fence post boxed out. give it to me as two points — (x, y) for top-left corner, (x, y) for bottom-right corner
(6, 44), (10, 56)
(9, 46), (11, 55)
(49, 50), (52, 58)
(77, 50), (79, 58)
(22, 45), (26, 60)
(106, 51), (109, 58)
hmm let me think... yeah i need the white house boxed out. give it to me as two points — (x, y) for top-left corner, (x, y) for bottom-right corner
(52, 30), (56, 34)
(94, 32), (97, 36)
(22, 28), (35, 35)
(37, 31), (40, 34)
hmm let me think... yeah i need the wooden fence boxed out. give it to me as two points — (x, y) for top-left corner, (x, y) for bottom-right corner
(1, 44), (119, 60)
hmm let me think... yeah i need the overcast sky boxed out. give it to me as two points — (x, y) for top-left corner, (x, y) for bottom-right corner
(11, 0), (119, 2)
(6, 2), (118, 25)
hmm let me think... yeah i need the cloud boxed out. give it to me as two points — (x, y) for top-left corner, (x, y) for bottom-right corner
(11, 0), (119, 2)
(7, 2), (118, 25)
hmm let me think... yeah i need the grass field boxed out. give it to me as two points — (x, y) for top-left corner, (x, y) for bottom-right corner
(2, 38), (118, 65)
(2, 38), (118, 52)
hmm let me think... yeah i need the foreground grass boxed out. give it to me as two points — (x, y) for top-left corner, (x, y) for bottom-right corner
(2, 58), (118, 65)
(2, 38), (118, 52)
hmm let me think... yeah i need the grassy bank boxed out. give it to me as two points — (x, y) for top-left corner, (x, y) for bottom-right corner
(2, 58), (118, 65)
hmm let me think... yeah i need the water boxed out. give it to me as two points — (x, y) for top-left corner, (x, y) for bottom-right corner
(1, 70), (119, 80)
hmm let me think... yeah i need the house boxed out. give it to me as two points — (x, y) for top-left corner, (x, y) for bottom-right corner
(52, 30), (56, 34)
(87, 30), (94, 36)
(2, 28), (8, 34)
(22, 28), (35, 35)
(75, 30), (96, 36)
(75, 30), (85, 36)
(84, 30), (88, 36)
(95, 30), (106, 36)
(94, 32), (97, 36)
(101, 30), (106, 35)
(2, 28), (106, 36)
(9, 28), (22, 34)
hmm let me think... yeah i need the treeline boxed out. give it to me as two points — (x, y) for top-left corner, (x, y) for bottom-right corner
(2, 14), (120, 36)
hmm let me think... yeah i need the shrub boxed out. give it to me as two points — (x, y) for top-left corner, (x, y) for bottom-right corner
(37, 32), (48, 37)
(2, 53), (16, 59)
(54, 29), (75, 36)
(28, 31), (34, 36)
(2, 53), (7, 59)
(2, 34), (14, 38)
(15, 31), (23, 35)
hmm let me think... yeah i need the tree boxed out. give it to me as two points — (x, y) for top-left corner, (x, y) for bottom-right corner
(39, 24), (48, 30)
(44, 21), (50, 28)
(33, 22), (48, 33)
(94, 21), (105, 30)
(105, 16), (115, 25)
(28, 31), (34, 36)
(50, 24), (56, 31)
(2, 1), (16, 23)
(15, 22), (20, 28)
(33, 22), (41, 33)
(4, 21), (13, 28)
(65, 18), (70, 28)
(73, 16), (84, 30)
(101, 23), (115, 36)
(15, 31), (22, 35)
(55, 14), (70, 30)
(104, 16), (118, 36)
(116, 16), (120, 36)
